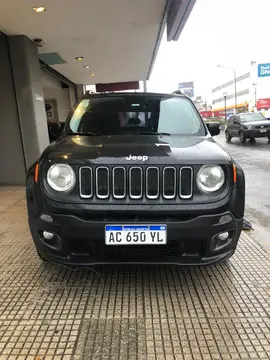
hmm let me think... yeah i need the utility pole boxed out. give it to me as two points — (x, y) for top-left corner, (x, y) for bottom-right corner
(253, 83), (257, 108)
(223, 92), (227, 121)
(217, 65), (237, 114)
(143, 80), (147, 93)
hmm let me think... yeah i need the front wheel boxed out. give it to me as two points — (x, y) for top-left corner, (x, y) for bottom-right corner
(37, 252), (48, 263)
(239, 131), (246, 144)
(225, 131), (232, 142)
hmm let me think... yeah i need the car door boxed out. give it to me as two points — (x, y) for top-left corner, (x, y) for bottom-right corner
(231, 115), (240, 136)
(235, 115), (241, 135)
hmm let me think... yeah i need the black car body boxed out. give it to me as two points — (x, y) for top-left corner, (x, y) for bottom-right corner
(225, 112), (270, 143)
(26, 92), (245, 265)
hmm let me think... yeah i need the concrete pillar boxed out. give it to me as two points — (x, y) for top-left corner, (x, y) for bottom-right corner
(8, 35), (49, 172)
(76, 85), (85, 99)
(69, 86), (77, 108)
(0, 33), (26, 185)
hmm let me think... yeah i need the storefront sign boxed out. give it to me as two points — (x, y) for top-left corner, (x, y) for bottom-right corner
(256, 98), (270, 109)
(96, 81), (139, 92)
(178, 81), (194, 98)
(258, 63), (270, 77)
(200, 111), (212, 118)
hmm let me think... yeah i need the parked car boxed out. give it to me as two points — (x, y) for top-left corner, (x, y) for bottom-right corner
(225, 112), (270, 143)
(26, 92), (245, 266)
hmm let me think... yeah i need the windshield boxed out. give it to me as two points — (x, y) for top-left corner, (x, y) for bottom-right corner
(66, 95), (205, 136)
(240, 113), (266, 122)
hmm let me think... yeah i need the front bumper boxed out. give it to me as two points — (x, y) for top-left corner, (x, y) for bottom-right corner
(243, 129), (270, 138)
(29, 211), (243, 266)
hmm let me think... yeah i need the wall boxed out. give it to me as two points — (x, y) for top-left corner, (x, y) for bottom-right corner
(0, 32), (26, 185)
(42, 72), (72, 123)
(212, 73), (250, 110)
(69, 86), (76, 108)
(9, 35), (49, 171)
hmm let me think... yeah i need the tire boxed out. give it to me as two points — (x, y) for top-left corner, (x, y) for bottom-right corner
(225, 131), (232, 142)
(239, 131), (246, 144)
(37, 252), (48, 262)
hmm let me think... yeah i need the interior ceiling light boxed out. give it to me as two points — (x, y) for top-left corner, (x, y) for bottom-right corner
(84, 65), (90, 69)
(90, 73), (95, 76)
(33, 6), (46, 12)
(76, 57), (84, 61)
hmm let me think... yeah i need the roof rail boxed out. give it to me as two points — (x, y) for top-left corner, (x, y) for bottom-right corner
(172, 90), (182, 94)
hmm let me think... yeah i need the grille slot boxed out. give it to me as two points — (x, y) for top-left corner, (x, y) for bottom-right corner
(113, 167), (126, 199)
(163, 167), (176, 199)
(129, 167), (143, 199)
(146, 167), (159, 199)
(96, 167), (109, 199)
(180, 167), (193, 199)
(79, 167), (93, 198)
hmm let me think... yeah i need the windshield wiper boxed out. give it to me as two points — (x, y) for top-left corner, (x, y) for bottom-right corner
(138, 131), (171, 136)
(67, 131), (171, 136)
(68, 132), (98, 136)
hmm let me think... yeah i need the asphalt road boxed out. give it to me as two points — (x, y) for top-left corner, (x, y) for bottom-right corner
(216, 132), (270, 250)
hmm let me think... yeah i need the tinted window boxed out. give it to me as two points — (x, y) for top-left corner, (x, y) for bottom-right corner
(67, 95), (205, 136)
(228, 116), (234, 123)
(240, 113), (266, 122)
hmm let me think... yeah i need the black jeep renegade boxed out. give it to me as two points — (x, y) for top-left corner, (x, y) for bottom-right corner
(26, 92), (245, 265)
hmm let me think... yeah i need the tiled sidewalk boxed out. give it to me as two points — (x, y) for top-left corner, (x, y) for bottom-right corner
(0, 186), (270, 360)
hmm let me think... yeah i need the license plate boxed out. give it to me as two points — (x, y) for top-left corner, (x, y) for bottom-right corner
(105, 225), (167, 245)
(260, 129), (267, 133)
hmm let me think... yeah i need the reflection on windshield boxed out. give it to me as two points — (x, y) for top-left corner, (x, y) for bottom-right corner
(240, 113), (266, 122)
(67, 95), (206, 136)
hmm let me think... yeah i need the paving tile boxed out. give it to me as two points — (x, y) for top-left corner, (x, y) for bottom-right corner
(0, 186), (270, 360)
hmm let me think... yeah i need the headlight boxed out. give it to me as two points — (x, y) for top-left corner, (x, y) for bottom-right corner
(246, 125), (254, 129)
(47, 164), (76, 192)
(197, 165), (225, 193)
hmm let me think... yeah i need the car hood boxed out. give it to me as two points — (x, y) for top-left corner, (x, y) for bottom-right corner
(243, 120), (270, 126)
(42, 134), (231, 165)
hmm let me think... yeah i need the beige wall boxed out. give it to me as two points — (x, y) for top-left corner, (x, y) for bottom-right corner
(41, 71), (72, 123)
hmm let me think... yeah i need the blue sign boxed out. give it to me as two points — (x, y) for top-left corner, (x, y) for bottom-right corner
(178, 81), (194, 98)
(258, 63), (270, 77)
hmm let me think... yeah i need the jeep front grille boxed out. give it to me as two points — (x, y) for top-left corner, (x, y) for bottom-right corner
(129, 167), (143, 199)
(146, 167), (159, 199)
(79, 166), (193, 200)
(96, 167), (109, 199)
(163, 167), (176, 199)
(112, 167), (126, 199)
(79, 167), (93, 198)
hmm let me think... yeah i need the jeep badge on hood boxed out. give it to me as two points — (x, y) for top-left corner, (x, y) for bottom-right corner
(126, 155), (148, 161)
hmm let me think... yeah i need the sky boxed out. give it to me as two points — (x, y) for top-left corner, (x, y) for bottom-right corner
(147, 0), (270, 102)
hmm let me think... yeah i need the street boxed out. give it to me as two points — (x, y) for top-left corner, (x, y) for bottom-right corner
(216, 132), (270, 250)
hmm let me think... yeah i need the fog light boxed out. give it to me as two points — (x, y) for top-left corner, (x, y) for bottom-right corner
(40, 214), (53, 223)
(43, 231), (54, 240)
(218, 232), (229, 241)
(219, 214), (232, 225)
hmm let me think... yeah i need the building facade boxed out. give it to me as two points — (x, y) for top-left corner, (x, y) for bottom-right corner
(212, 72), (250, 118)
(211, 61), (270, 118)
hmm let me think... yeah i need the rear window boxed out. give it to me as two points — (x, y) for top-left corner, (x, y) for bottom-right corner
(66, 95), (205, 136)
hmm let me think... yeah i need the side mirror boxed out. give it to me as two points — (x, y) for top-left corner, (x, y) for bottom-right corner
(48, 122), (62, 142)
(234, 120), (239, 124)
(206, 122), (220, 136)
